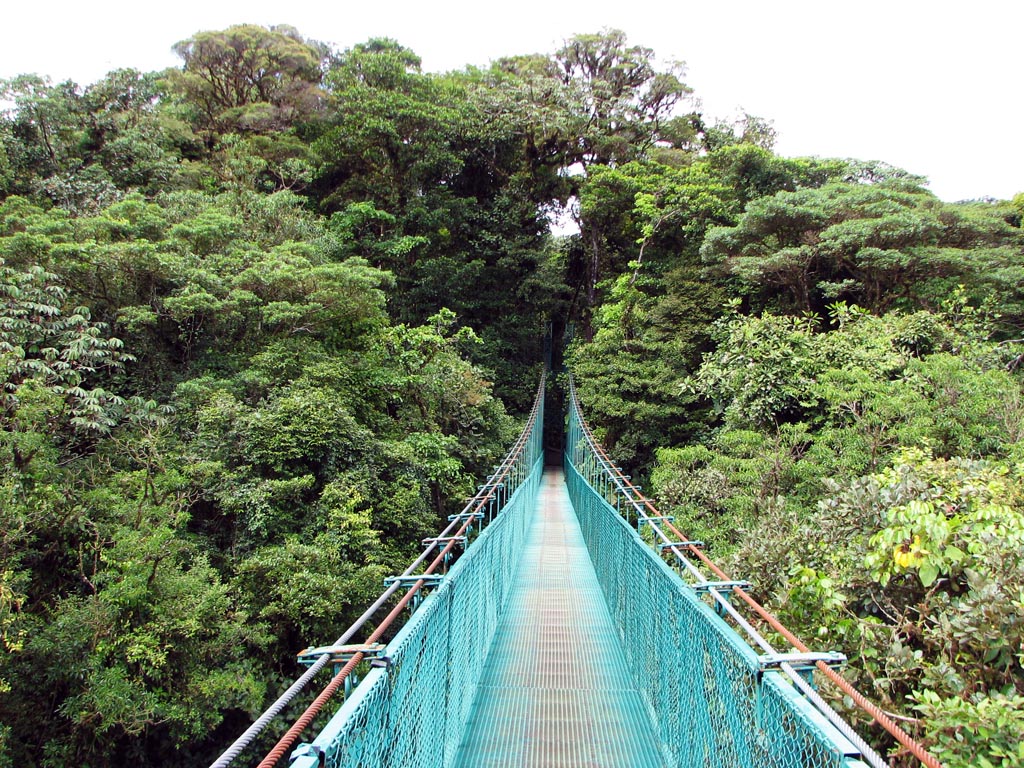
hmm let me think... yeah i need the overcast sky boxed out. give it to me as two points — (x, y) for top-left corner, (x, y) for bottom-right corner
(3, 0), (1020, 202)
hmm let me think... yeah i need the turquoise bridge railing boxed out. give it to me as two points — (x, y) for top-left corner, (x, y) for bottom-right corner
(278, 376), (546, 768)
(214, 369), (941, 768)
(564, 376), (880, 768)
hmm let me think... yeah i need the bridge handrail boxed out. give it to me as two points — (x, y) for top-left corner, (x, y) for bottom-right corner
(566, 375), (942, 768)
(210, 373), (546, 768)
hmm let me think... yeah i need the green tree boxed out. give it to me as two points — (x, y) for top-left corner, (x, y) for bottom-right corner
(554, 30), (690, 167)
(0, 259), (135, 437)
(171, 24), (325, 138)
(702, 180), (1024, 321)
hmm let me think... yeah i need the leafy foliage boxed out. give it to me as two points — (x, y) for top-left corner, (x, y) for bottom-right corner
(170, 24), (326, 137)
(637, 303), (1024, 760)
(1, 19), (1022, 767)
(702, 181), (1024, 324)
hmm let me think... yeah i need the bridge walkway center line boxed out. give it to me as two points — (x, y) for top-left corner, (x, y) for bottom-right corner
(453, 468), (665, 768)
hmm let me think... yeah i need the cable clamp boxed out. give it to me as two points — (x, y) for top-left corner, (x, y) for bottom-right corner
(422, 535), (468, 548)
(691, 580), (750, 593)
(758, 651), (847, 671)
(296, 642), (385, 667)
(448, 511), (485, 522)
(384, 574), (445, 589)
(659, 540), (704, 549)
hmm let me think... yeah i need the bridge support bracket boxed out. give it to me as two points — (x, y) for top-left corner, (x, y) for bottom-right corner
(290, 743), (325, 767)
(296, 642), (386, 668)
(422, 535), (468, 549)
(691, 580), (751, 616)
(448, 511), (485, 522)
(758, 651), (847, 688)
(691, 580), (750, 593)
(384, 573), (445, 610)
(384, 574), (445, 589)
(758, 651), (847, 670)
(296, 643), (387, 688)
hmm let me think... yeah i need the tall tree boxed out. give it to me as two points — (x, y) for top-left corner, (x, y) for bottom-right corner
(702, 179), (1024, 322)
(170, 24), (325, 138)
(554, 29), (690, 167)
(312, 38), (463, 211)
(549, 30), (693, 329)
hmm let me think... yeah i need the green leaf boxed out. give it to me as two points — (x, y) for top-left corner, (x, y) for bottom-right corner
(943, 545), (966, 563)
(918, 561), (939, 587)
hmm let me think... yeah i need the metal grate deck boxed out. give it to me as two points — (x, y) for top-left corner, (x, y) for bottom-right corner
(453, 469), (665, 767)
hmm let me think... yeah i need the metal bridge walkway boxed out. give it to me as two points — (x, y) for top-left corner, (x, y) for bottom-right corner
(224, 377), (925, 768)
(453, 468), (664, 768)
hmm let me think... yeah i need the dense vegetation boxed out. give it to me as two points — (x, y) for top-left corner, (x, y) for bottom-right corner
(1, 23), (1021, 767)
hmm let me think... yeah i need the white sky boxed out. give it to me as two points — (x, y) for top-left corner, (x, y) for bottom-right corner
(2, 0), (1021, 202)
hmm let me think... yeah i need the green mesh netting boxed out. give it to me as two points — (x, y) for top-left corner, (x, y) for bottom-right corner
(564, 402), (869, 768)
(289, 418), (544, 768)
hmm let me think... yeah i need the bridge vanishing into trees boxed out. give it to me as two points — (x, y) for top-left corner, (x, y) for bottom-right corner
(211, 375), (942, 768)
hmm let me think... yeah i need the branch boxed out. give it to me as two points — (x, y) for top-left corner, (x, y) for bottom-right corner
(631, 207), (684, 285)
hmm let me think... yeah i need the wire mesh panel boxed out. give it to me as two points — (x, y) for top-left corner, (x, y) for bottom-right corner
(564, 400), (868, 768)
(285, 377), (546, 768)
(283, 373), (877, 768)
(292, 458), (543, 768)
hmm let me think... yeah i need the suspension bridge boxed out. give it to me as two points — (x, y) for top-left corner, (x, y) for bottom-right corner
(211, 375), (942, 768)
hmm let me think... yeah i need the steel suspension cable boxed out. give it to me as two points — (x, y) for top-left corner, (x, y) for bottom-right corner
(207, 582), (401, 768)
